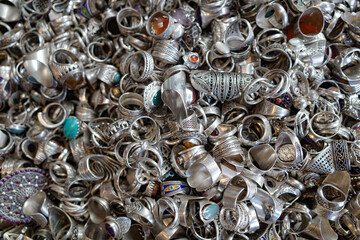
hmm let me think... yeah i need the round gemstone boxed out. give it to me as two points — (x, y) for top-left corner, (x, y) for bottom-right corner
(63, 117), (80, 140)
(153, 16), (169, 35)
(190, 55), (199, 62)
(111, 87), (121, 98)
(275, 99), (281, 104)
(113, 73), (121, 83)
(152, 90), (162, 106)
(64, 73), (84, 90)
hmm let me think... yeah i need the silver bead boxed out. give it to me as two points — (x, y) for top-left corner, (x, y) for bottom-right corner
(293, 97), (308, 109)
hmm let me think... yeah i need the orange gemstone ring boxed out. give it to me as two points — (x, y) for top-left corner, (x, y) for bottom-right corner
(183, 52), (201, 70)
(146, 11), (174, 40)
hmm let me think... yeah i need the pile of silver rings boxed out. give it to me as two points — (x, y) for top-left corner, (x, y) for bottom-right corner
(1, 0), (360, 239)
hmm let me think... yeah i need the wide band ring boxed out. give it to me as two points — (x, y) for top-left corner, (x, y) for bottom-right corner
(129, 50), (154, 82)
(116, 7), (144, 35)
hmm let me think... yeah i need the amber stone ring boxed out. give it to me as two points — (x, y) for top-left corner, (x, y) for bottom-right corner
(146, 11), (175, 40)
(49, 49), (85, 90)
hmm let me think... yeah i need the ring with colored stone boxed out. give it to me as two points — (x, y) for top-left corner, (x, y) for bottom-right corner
(190, 199), (219, 225)
(255, 2), (288, 30)
(105, 216), (131, 239)
(161, 181), (189, 197)
(146, 11), (175, 40)
(183, 52), (201, 70)
(143, 81), (162, 113)
(96, 64), (121, 85)
(292, 7), (325, 40)
(49, 48), (85, 90)
(62, 116), (85, 140)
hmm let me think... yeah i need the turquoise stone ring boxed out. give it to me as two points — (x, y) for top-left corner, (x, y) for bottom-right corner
(63, 116), (80, 140)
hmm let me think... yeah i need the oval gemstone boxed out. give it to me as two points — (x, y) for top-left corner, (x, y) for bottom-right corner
(153, 16), (169, 35)
(64, 73), (84, 90)
(190, 55), (199, 62)
(112, 87), (121, 98)
(152, 90), (162, 106)
(63, 117), (79, 140)
(203, 204), (219, 220)
(113, 73), (120, 83)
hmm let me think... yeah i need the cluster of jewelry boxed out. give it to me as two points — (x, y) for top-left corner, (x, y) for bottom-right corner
(1, 0), (360, 239)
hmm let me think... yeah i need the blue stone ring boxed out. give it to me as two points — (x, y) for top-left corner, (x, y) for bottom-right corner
(63, 116), (84, 140)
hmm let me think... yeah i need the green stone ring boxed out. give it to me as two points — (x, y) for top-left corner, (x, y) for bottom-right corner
(144, 81), (162, 113)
